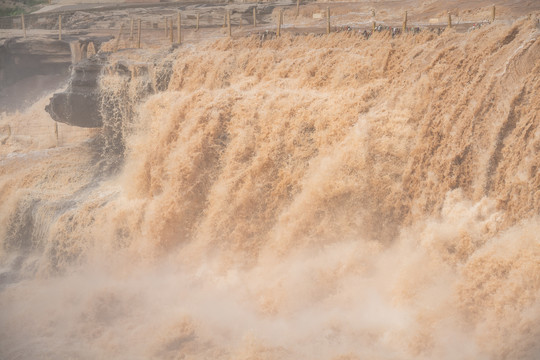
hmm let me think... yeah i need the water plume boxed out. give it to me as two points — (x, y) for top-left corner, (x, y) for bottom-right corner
(0, 17), (539, 360)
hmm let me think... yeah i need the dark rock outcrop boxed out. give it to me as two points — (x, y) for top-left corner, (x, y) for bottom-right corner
(46, 55), (106, 128)
(0, 37), (71, 88)
(0, 36), (111, 114)
(47, 50), (174, 128)
(0, 37), (72, 112)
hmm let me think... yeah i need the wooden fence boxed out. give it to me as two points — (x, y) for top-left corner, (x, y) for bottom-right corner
(0, 4), (502, 46)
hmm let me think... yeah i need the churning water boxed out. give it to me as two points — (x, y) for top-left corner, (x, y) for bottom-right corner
(0, 18), (539, 359)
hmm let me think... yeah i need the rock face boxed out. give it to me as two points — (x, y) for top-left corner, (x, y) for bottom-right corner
(46, 50), (173, 128)
(46, 55), (106, 128)
(0, 37), (71, 87)
(0, 36), (111, 114)
(0, 37), (72, 112)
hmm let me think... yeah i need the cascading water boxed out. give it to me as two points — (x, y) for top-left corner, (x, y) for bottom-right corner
(0, 17), (539, 360)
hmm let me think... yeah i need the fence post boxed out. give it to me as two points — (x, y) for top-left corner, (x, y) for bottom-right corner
(296, 0), (300, 17)
(402, 11), (407, 33)
(58, 14), (62, 40)
(491, 5), (496, 22)
(114, 23), (124, 51)
(169, 18), (173, 43)
(22, 14), (26, 39)
(372, 21), (376, 32)
(177, 12), (181, 44)
(130, 18), (134, 40)
(227, 10), (231, 37)
(447, 12), (452, 29)
(55, 122), (59, 146)
(253, 7), (257, 27)
(137, 19), (141, 48)
(277, 9), (282, 36)
(196, 13), (199, 31)
(164, 18), (168, 37)
(326, 7), (330, 34)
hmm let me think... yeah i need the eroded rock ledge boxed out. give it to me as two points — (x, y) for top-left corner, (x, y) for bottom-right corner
(46, 54), (106, 128)
(46, 49), (173, 128)
(0, 37), (71, 88)
(0, 37), (71, 112)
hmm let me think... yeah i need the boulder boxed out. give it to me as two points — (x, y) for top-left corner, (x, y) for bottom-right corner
(46, 55), (106, 128)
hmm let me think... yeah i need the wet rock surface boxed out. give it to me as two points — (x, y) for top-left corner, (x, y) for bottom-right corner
(46, 54), (106, 128)
(0, 37), (71, 87)
(47, 49), (174, 128)
(0, 37), (71, 112)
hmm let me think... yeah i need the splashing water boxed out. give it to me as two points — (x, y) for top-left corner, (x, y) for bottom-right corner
(0, 18), (539, 360)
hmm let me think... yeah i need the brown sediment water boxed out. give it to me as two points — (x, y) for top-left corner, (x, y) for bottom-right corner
(0, 17), (539, 360)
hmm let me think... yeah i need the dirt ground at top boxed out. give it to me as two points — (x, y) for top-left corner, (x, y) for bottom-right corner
(36, 0), (540, 18)
(0, 0), (536, 21)
(1, 1), (538, 52)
